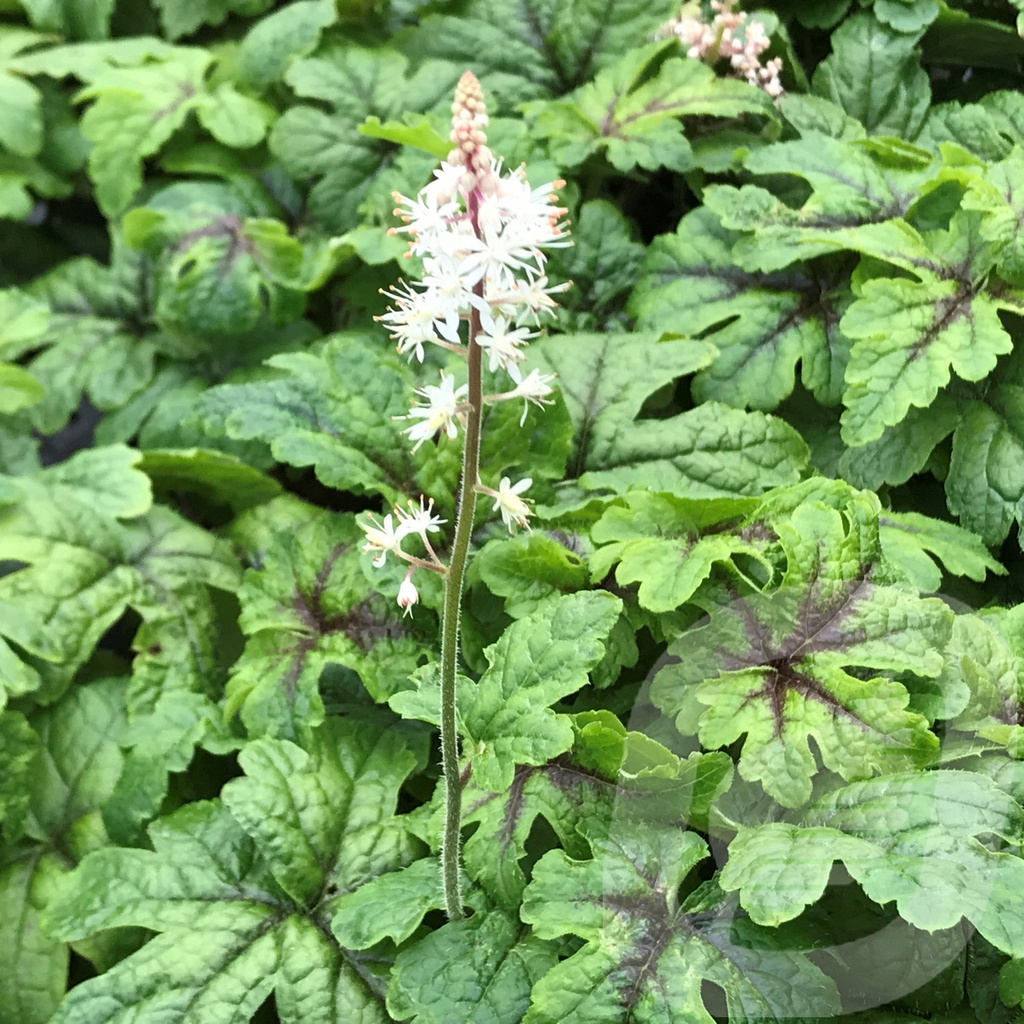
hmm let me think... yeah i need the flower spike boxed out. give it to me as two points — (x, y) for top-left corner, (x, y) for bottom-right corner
(371, 70), (571, 922)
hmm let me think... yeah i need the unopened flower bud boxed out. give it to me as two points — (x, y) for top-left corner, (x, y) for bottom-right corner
(397, 571), (419, 616)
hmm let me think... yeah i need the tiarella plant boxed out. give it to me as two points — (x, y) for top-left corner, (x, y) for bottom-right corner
(7, 2), (1024, 1023)
(359, 70), (566, 917)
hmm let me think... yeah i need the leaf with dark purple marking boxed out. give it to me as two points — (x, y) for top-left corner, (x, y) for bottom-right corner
(797, 208), (1024, 447)
(453, 711), (732, 907)
(226, 506), (428, 741)
(629, 207), (853, 411)
(702, 134), (928, 274)
(521, 824), (840, 1023)
(523, 41), (774, 175)
(459, 755), (615, 907)
(652, 500), (951, 807)
(589, 491), (767, 612)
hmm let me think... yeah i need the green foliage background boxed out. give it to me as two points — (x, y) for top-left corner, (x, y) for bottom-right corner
(4, 0), (1024, 1021)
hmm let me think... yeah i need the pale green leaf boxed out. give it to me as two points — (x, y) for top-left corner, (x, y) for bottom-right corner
(962, 146), (1024, 284)
(0, 364), (43, 414)
(358, 114), (449, 159)
(0, 478), (237, 703)
(27, 677), (129, 850)
(194, 84), (271, 149)
(725, 772), (1024, 956)
(389, 591), (622, 792)
(720, 823), (880, 926)
(0, 444), (152, 520)
(839, 212), (1020, 445)
(389, 911), (556, 1024)
(0, 71), (42, 157)
(879, 510), (1004, 591)
(589, 491), (767, 612)
(76, 49), (212, 214)
(474, 532), (588, 619)
(0, 288), (47, 352)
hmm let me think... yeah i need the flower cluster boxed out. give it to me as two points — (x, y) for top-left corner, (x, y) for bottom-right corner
(361, 496), (448, 614)
(377, 75), (569, 377)
(657, 0), (783, 100)
(361, 70), (569, 616)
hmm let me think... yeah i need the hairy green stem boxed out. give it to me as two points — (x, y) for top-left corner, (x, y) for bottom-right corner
(439, 192), (485, 921)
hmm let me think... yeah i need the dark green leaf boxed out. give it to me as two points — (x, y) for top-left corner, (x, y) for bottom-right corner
(532, 330), (808, 495)
(269, 46), (459, 233)
(152, 0), (271, 41)
(812, 14), (930, 136)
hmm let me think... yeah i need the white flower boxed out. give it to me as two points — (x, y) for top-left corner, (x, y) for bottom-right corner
(487, 274), (571, 326)
(491, 169), (570, 251)
(476, 314), (536, 382)
(421, 254), (492, 327)
(505, 369), (557, 425)
(401, 372), (468, 451)
(491, 476), (533, 533)
(397, 572), (419, 616)
(378, 279), (454, 362)
(396, 495), (447, 541)
(360, 512), (404, 567)
(389, 189), (461, 256)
